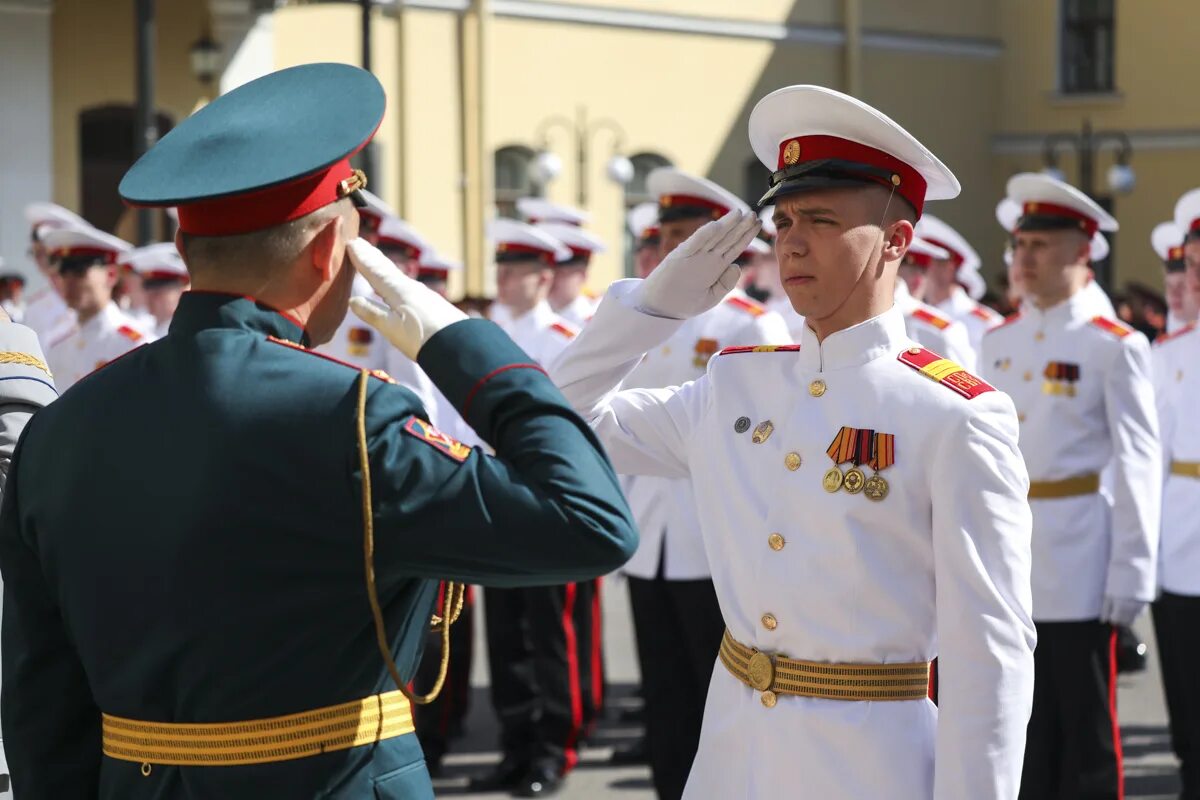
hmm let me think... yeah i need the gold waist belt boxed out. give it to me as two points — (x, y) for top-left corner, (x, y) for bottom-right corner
(1171, 461), (1200, 479)
(1028, 472), (1100, 499)
(718, 629), (930, 706)
(102, 690), (414, 770)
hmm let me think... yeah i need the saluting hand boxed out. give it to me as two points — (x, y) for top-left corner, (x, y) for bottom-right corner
(348, 238), (467, 361)
(636, 209), (761, 320)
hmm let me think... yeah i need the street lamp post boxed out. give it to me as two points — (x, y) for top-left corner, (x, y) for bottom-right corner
(533, 106), (633, 206)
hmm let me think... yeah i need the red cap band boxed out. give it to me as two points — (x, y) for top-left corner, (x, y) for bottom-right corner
(1190, 218), (1200, 234)
(1169, 245), (1185, 260)
(1021, 201), (1099, 237)
(918, 237), (962, 266)
(904, 251), (934, 269)
(419, 268), (450, 280)
(142, 269), (189, 282)
(659, 194), (729, 216)
(377, 237), (422, 260)
(776, 135), (928, 216)
(497, 242), (556, 265)
(54, 247), (119, 264)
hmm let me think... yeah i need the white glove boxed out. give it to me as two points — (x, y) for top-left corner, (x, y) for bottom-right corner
(1100, 595), (1147, 627)
(347, 238), (467, 361)
(637, 210), (761, 319)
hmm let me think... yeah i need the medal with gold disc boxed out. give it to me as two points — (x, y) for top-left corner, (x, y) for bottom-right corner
(863, 432), (894, 502)
(823, 426), (856, 493)
(842, 427), (878, 495)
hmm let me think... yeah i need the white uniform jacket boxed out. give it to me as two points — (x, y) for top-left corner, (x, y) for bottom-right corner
(621, 291), (791, 580)
(981, 290), (1161, 620)
(497, 300), (578, 367)
(22, 287), (75, 347)
(554, 294), (599, 328)
(1152, 322), (1200, 595)
(894, 281), (977, 371)
(45, 303), (153, 391)
(550, 280), (1036, 800)
(937, 286), (1003, 355)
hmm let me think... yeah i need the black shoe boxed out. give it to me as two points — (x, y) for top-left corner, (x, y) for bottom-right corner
(470, 756), (529, 791)
(609, 738), (648, 765)
(511, 764), (563, 797)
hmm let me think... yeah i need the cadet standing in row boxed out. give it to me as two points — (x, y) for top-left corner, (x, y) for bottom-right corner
(0, 63), (637, 800)
(981, 173), (1161, 800)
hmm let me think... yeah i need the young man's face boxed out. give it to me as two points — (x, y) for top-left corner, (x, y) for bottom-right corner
(1012, 228), (1090, 305)
(60, 263), (117, 317)
(496, 260), (552, 313)
(898, 259), (927, 299)
(145, 280), (188, 324)
(1185, 240), (1200, 307)
(1164, 271), (1188, 316)
(658, 216), (709, 261)
(549, 264), (588, 308)
(635, 243), (662, 279)
(772, 186), (909, 321)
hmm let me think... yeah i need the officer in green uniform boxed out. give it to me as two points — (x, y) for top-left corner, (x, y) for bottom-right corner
(0, 63), (637, 800)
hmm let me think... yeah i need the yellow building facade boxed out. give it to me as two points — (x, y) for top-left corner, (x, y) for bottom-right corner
(12, 0), (1194, 301)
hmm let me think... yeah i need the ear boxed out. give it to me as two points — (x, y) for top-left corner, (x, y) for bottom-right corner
(309, 213), (345, 281)
(882, 219), (914, 263)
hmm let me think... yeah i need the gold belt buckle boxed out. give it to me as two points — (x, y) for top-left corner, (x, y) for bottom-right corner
(747, 650), (775, 691)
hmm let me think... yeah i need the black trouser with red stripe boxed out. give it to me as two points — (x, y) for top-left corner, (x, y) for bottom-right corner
(628, 575), (724, 800)
(1020, 620), (1123, 800)
(574, 577), (605, 736)
(1154, 591), (1200, 799)
(484, 584), (585, 776)
(413, 584), (475, 763)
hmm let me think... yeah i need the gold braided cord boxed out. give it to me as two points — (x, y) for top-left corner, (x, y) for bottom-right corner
(0, 351), (53, 377)
(357, 370), (459, 706)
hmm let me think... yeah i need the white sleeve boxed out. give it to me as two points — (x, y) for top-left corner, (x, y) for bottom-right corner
(930, 392), (1036, 800)
(1102, 334), (1162, 602)
(550, 280), (707, 479)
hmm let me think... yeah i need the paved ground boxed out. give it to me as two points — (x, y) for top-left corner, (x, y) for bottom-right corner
(432, 577), (1183, 798)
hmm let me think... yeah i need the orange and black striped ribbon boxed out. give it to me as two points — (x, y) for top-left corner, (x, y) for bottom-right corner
(869, 433), (895, 471)
(854, 428), (876, 467)
(826, 426), (856, 465)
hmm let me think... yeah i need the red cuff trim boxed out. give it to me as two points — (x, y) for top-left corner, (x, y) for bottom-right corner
(462, 362), (547, 417)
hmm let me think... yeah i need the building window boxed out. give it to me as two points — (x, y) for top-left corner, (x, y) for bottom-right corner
(79, 105), (173, 236)
(494, 145), (542, 219)
(1060, 0), (1115, 94)
(624, 152), (672, 207)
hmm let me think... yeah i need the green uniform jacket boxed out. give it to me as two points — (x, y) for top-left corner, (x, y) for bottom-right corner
(0, 292), (637, 799)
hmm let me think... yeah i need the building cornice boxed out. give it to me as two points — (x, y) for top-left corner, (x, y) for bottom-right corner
(993, 129), (1200, 155)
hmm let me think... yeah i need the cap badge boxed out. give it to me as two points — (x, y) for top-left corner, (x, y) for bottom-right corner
(337, 168), (368, 199)
(782, 140), (801, 166)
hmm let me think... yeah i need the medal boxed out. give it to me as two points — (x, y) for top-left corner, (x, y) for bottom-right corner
(863, 474), (889, 501)
(863, 431), (895, 502)
(822, 466), (844, 493)
(734, 416), (751, 434)
(752, 421), (774, 444)
(843, 466), (866, 493)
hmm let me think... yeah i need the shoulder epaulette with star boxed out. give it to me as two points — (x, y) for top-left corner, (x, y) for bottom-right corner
(117, 325), (144, 342)
(717, 344), (802, 357)
(1154, 322), (1197, 347)
(1088, 316), (1134, 339)
(909, 307), (951, 330)
(549, 321), (577, 339)
(265, 336), (396, 383)
(723, 295), (766, 317)
(897, 346), (995, 400)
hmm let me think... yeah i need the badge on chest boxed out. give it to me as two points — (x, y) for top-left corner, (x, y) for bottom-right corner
(1042, 361), (1080, 397)
(693, 338), (719, 368)
(823, 426), (894, 502)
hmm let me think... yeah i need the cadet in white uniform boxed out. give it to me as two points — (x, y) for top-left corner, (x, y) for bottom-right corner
(535, 221), (606, 328)
(616, 166), (791, 800)
(915, 213), (1003, 352)
(21, 204), (85, 345)
(118, 243), (190, 338)
(553, 85), (1035, 800)
(1163, 197), (1200, 334)
(981, 173), (1160, 799)
(892, 265), (977, 371)
(40, 227), (153, 391)
(1151, 191), (1200, 796)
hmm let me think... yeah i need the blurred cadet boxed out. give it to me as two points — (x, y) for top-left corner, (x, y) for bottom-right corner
(891, 235), (976, 371)
(21, 202), (85, 343)
(516, 197), (589, 227)
(603, 166), (789, 800)
(1151, 188), (1200, 797)
(627, 201), (662, 279)
(982, 172), (1160, 800)
(356, 189), (396, 246)
(118, 242), (190, 338)
(0, 270), (26, 323)
(553, 85), (1035, 800)
(0, 62), (636, 800)
(914, 213), (1003, 351)
(40, 226), (151, 391)
(474, 218), (589, 797)
(1153, 219), (1198, 334)
(416, 252), (460, 298)
(537, 221), (607, 327)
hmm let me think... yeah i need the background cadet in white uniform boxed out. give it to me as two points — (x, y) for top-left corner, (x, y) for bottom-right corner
(1166, 195), (1200, 333)
(891, 243), (977, 371)
(40, 227), (153, 391)
(981, 172), (1161, 800)
(474, 218), (589, 798)
(0, 306), (59, 794)
(613, 166), (791, 800)
(21, 203), (86, 345)
(553, 85), (1035, 800)
(1150, 191), (1200, 796)
(915, 213), (1003, 351)
(627, 202), (662, 280)
(118, 243), (190, 338)
(535, 221), (607, 327)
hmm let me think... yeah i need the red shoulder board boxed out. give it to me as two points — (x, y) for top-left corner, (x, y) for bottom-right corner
(717, 344), (802, 356)
(909, 307), (951, 330)
(265, 336), (397, 383)
(403, 417), (472, 462)
(1154, 322), (1197, 347)
(549, 321), (577, 339)
(724, 295), (766, 317)
(348, 327), (374, 344)
(1089, 316), (1133, 339)
(117, 325), (144, 342)
(897, 346), (995, 400)
(970, 305), (1002, 324)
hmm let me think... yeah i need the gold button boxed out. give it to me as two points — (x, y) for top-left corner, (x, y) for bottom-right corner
(1023, 370), (1032, 382)
(768, 533), (785, 551)
(785, 452), (802, 471)
(1034, 331), (1045, 341)
(760, 690), (778, 708)
(908, 347), (922, 355)
(809, 379), (826, 397)
(761, 613), (778, 630)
